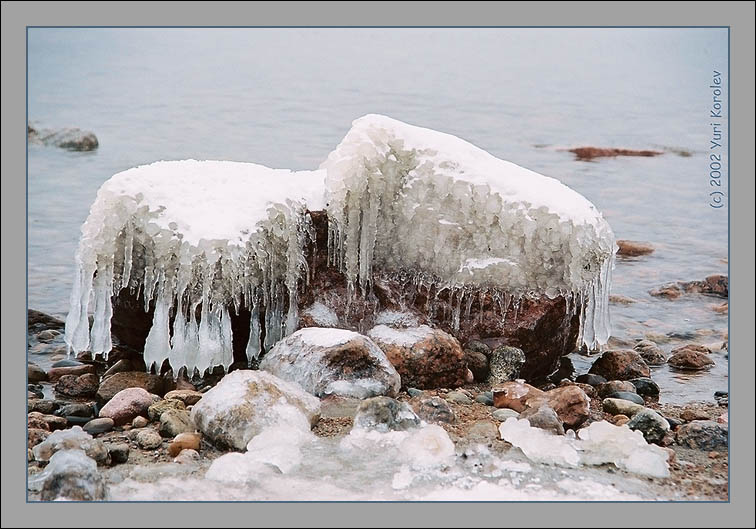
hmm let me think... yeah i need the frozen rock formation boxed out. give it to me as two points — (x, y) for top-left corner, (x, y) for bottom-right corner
(64, 115), (615, 377)
(259, 328), (401, 398)
(190, 370), (320, 450)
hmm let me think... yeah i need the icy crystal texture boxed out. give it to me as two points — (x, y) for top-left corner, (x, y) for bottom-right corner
(322, 115), (616, 349)
(65, 115), (615, 374)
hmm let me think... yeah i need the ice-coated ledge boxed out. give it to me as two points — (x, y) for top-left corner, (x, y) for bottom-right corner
(65, 115), (616, 375)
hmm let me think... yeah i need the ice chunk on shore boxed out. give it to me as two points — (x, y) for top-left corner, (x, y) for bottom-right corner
(499, 418), (669, 478)
(323, 115), (615, 349)
(65, 160), (325, 371)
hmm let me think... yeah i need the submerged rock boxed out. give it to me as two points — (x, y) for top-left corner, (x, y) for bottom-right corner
(28, 125), (99, 151)
(367, 325), (467, 390)
(190, 370), (320, 450)
(568, 146), (662, 161)
(260, 328), (401, 398)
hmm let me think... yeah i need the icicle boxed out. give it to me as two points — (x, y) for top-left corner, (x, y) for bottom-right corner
(246, 302), (262, 366)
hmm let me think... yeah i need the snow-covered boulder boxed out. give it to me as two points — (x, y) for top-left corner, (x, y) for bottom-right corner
(259, 328), (401, 399)
(367, 325), (468, 389)
(190, 370), (321, 450)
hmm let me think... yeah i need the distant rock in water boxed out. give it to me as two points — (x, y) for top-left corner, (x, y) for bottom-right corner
(568, 146), (663, 161)
(616, 240), (654, 257)
(28, 124), (98, 151)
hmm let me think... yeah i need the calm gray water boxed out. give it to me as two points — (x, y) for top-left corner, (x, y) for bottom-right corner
(28, 28), (728, 403)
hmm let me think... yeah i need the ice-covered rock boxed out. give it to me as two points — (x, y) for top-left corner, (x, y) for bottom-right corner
(259, 328), (400, 398)
(32, 426), (109, 465)
(323, 115), (615, 350)
(190, 370), (320, 450)
(499, 418), (669, 478)
(299, 302), (340, 328)
(65, 115), (615, 377)
(28, 449), (109, 501)
(367, 325), (467, 389)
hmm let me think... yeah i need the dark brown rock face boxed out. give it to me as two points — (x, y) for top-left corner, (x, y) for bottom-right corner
(108, 210), (581, 384)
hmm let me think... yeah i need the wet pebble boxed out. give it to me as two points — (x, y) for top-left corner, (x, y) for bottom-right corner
(606, 391), (645, 405)
(475, 392), (494, 406)
(491, 408), (520, 422)
(107, 443), (130, 464)
(407, 388), (423, 398)
(136, 430), (163, 450)
(83, 417), (115, 435)
(575, 373), (606, 386)
(445, 391), (472, 405)
(629, 377), (660, 398)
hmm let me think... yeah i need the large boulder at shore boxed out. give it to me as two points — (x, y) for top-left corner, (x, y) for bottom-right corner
(190, 370), (321, 450)
(367, 325), (467, 390)
(588, 350), (650, 381)
(96, 371), (165, 403)
(259, 328), (400, 399)
(98, 387), (155, 426)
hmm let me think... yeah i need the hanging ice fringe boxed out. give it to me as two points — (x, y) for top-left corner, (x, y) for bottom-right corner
(65, 115), (616, 375)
